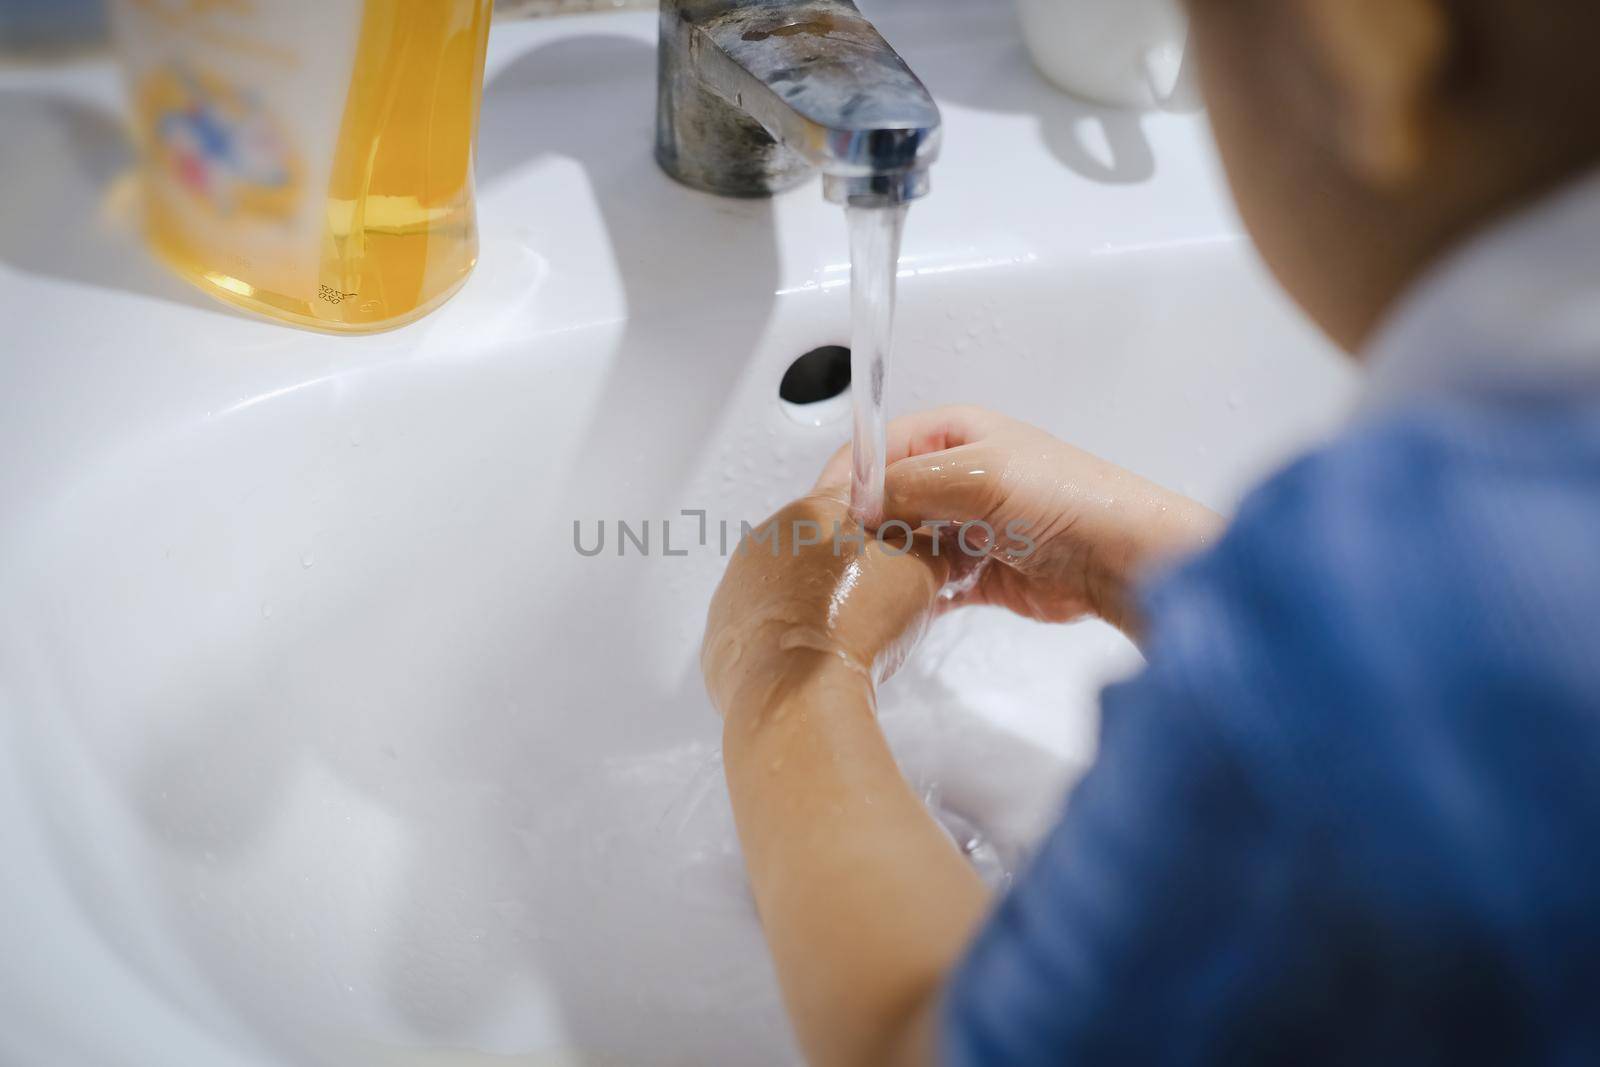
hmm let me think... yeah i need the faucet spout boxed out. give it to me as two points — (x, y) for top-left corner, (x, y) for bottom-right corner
(655, 0), (942, 206)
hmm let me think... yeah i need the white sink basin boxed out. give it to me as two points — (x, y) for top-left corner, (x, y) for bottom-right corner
(0, 2), (1356, 1063)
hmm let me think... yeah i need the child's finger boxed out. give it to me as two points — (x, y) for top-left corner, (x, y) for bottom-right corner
(881, 443), (1006, 530)
(813, 405), (1006, 491)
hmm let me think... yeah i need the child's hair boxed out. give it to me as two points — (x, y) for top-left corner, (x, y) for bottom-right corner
(1449, 1), (1600, 147)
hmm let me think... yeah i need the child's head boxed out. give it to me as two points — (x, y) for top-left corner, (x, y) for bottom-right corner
(1185, 0), (1600, 352)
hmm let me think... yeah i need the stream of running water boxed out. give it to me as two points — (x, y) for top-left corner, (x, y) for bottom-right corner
(846, 204), (909, 528)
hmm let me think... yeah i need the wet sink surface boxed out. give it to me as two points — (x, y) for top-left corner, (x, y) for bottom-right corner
(0, 2), (1356, 1064)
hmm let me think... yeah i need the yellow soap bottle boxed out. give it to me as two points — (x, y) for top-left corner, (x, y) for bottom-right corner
(111, 0), (494, 333)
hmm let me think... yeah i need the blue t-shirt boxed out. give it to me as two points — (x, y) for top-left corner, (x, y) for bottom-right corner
(943, 390), (1600, 1065)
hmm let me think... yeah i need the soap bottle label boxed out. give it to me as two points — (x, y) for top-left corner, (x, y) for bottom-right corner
(112, 0), (364, 299)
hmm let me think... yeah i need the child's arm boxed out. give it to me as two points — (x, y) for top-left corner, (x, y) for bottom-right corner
(703, 492), (987, 1066)
(723, 653), (990, 1067)
(702, 411), (1220, 1065)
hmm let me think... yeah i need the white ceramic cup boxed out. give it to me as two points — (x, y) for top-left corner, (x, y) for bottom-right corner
(1016, 0), (1197, 110)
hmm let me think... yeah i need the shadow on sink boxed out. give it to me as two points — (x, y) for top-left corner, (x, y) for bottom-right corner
(870, 5), (1172, 186)
(0, 90), (227, 315)
(953, 70), (1159, 186)
(478, 34), (783, 512)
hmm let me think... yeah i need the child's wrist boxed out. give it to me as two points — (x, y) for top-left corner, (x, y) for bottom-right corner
(722, 648), (876, 733)
(1085, 495), (1222, 634)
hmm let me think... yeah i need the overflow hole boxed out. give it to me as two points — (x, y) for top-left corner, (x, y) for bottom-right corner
(780, 345), (852, 406)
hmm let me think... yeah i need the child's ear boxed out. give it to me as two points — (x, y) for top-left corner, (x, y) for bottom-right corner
(1302, 0), (1452, 190)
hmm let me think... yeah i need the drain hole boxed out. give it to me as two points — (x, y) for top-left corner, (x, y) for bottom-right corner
(780, 345), (852, 405)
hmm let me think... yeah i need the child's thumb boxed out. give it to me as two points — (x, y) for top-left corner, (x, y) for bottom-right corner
(880, 444), (1007, 531)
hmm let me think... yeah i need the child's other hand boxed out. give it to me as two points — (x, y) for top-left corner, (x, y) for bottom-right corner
(818, 406), (1222, 636)
(701, 491), (950, 724)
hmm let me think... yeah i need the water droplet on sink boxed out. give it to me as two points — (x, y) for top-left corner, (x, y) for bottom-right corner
(1226, 391), (1243, 411)
(300, 552), (316, 569)
(348, 428), (363, 447)
(261, 603), (273, 619)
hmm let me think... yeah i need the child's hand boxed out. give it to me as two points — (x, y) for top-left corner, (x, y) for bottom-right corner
(701, 491), (950, 724)
(818, 406), (1222, 636)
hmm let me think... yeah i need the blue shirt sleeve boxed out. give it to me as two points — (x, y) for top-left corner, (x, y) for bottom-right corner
(938, 437), (1366, 1064)
(940, 397), (1600, 1065)
(939, 633), (1296, 1064)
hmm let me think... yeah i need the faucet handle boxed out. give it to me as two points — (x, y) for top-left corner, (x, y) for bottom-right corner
(656, 0), (942, 204)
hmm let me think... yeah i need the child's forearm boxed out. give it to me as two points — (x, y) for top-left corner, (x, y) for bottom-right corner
(722, 654), (990, 1067)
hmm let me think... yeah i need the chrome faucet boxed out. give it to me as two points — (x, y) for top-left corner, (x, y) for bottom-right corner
(655, 0), (942, 207)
